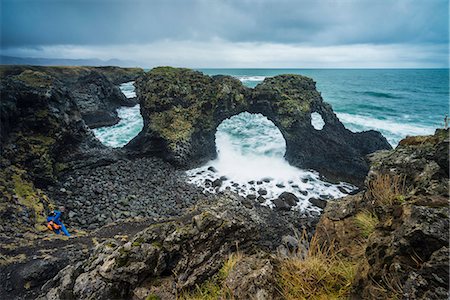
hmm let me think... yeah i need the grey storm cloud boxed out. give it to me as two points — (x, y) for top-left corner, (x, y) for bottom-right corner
(1, 0), (448, 47)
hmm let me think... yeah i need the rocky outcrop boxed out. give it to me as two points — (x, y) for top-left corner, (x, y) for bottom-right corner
(0, 69), (106, 235)
(0, 70), (101, 184)
(315, 129), (449, 299)
(128, 67), (391, 185)
(70, 70), (133, 128)
(93, 66), (144, 85)
(39, 195), (313, 299)
(0, 65), (145, 128)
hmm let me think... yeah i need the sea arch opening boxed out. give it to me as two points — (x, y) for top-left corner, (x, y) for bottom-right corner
(216, 112), (286, 161)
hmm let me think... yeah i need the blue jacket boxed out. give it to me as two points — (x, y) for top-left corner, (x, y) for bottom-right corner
(47, 210), (63, 225)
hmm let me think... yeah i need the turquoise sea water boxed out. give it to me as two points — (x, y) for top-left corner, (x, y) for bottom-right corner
(199, 69), (449, 146)
(92, 82), (143, 147)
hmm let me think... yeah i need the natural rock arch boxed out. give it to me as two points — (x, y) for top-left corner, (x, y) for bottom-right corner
(127, 67), (391, 185)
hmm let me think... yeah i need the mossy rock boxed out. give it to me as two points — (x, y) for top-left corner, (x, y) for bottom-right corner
(129, 67), (391, 185)
(16, 70), (53, 88)
(0, 165), (54, 234)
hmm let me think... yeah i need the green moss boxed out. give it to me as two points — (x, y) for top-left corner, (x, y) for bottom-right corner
(116, 249), (130, 267)
(151, 66), (183, 74)
(145, 294), (161, 300)
(151, 241), (162, 249)
(11, 168), (50, 225)
(12, 134), (57, 182)
(16, 70), (53, 88)
(277, 96), (310, 115)
(180, 280), (223, 300)
(54, 163), (68, 174)
(150, 107), (194, 144)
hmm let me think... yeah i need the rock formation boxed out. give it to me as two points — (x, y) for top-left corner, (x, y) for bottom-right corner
(0, 69), (104, 237)
(128, 67), (391, 185)
(1, 65), (446, 300)
(0, 66), (144, 128)
(315, 129), (449, 299)
(38, 194), (312, 300)
(37, 130), (449, 300)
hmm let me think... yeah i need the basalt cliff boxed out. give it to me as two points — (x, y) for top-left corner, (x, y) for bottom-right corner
(0, 66), (447, 300)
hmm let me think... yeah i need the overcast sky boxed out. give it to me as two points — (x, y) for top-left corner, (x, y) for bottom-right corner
(1, 0), (448, 68)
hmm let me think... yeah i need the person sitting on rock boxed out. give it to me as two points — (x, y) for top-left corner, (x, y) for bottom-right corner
(47, 206), (71, 237)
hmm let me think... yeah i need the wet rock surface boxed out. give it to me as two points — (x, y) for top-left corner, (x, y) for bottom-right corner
(129, 67), (391, 185)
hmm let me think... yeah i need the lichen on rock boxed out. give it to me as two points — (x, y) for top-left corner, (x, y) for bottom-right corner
(128, 67), (391, 185)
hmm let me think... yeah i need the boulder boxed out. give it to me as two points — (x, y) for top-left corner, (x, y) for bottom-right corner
(212, 178), (222, 188)
(278, 192), (299, 207)
(272, 192), (299, 211)
(308, 197), (327, 209)
(223, 255), (276, 300)
(258, 189), (268, 196)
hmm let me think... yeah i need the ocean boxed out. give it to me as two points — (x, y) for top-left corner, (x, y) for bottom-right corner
(93, 69), (449, 211)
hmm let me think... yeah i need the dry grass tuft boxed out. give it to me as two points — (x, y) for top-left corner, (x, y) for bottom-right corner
(354, 210), (379, 238)
(178, 252), (243, 300)
(367, 174), (407, 207)
(218, 252), (244, 280)
(277, 234), (358, 300)
(370, 271), (404, 300)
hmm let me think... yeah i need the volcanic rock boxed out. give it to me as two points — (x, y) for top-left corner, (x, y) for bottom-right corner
(128, 67), (391, 185)
(308, 197), (327, 209)
(315, 129), (449, 299)
(0, 65), (144, 128)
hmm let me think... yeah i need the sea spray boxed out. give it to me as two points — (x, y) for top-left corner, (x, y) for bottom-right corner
(185, 112), (355, 211)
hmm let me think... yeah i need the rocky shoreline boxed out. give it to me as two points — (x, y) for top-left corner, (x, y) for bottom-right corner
(0, 65), (448, 300)
(46, 155), (207, 229)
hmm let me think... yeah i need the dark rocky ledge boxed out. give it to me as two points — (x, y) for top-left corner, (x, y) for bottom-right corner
(127, 67), (391, 186)
(0, 65), (144, 128)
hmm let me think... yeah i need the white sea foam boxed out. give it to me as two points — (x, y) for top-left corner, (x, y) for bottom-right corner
(234, 75), (268, 82)
(119, 81), (136, 98)
(92, 82), (143, 147)
(92, 105), (143, 148)
(186, 112), (356, 211)
(311, 112), (325, 130)
(336, 112), (436, 145)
